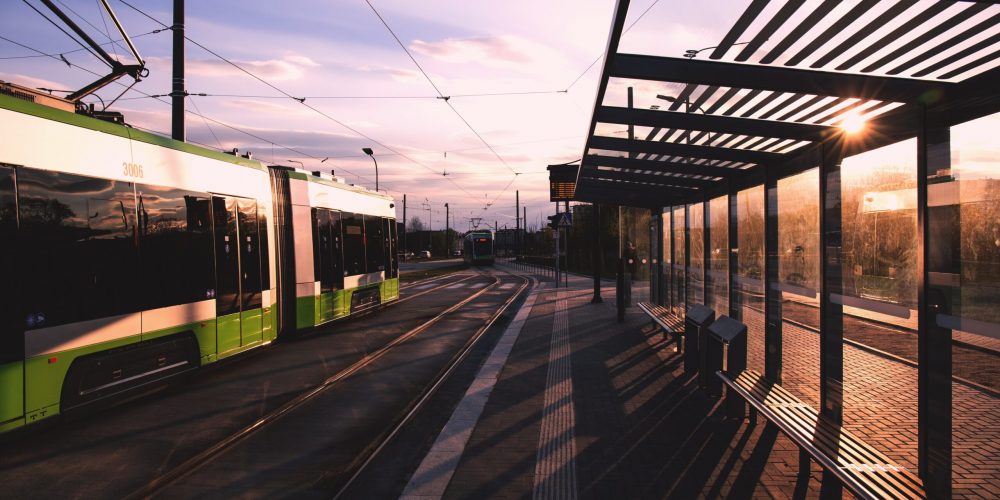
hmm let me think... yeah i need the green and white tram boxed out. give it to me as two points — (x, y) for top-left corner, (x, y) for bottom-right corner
(0, 87), (398, 434)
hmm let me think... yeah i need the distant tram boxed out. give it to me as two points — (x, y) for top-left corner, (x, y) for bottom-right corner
(463, 230), (495, 265)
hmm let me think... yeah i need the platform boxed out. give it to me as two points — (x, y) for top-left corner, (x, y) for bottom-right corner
(354, 264), (996, 499)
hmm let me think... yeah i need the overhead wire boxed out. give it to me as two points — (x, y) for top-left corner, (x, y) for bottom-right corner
(19, 0), (112, 69)
(363, 0), (518, 176)
(115, 0), (483, 205)
(564, 0), (662, 91)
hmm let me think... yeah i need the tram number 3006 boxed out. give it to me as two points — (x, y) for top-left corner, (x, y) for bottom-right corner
(123, 162), (144, 178)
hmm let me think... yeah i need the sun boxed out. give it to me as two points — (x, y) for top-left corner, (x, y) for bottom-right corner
(840, 113), (866, 134)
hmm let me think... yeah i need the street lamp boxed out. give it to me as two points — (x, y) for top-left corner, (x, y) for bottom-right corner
(656, 94), (716, 152)
(362, 147), (378, 192)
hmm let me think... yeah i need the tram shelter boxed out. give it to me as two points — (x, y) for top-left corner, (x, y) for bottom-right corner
(566, 1), (1000, 497)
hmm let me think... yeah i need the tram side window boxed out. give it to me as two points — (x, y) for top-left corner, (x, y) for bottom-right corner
(258, 204), (270, 291)
(312, 208), (334, 292)
(365, 215), (385, 273)
(342, 212), (365, 276)
(330, 210), (344, 288)
(0, 166), (20, 363)
(18, 168), (138, 328)
(237, 199), (262, 310)
(138, 185), (214, 310)
(385, 218), (398, 278)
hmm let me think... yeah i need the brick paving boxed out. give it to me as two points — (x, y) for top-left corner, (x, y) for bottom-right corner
(742, 307), (999, 498)
(425, 271), (998, 498)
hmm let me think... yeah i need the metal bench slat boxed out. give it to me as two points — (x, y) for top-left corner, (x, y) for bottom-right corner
(720, 370), (925, 500)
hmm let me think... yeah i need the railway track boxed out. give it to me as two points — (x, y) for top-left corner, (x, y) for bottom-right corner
(124, 268), (529, 499)
(331, 270), (531, 498)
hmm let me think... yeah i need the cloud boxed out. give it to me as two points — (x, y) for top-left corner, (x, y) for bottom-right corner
(0, 72), (68, 92)
(146, 54), (319, 81)
(409, 35), (536, 66)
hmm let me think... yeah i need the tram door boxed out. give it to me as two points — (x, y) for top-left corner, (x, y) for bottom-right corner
(213, 196), (263, 354)
(0, 165), (22, 426)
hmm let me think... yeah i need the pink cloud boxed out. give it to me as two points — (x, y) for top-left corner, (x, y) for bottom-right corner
(409, 35), (536, 65)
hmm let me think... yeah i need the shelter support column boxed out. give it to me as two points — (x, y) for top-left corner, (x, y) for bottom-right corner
(819, 143), (844, 423)
(727, 183), (739, 321)
(764, 167), (782, 382)
(918, 106), (951, 499)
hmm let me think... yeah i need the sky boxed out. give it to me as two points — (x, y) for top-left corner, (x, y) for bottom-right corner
(5, 1), (994, 231)
(0, 0), (693, 231)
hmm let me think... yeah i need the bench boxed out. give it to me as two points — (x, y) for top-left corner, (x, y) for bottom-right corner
(719, 369), (926, 500)
(637, 302), (684, 349)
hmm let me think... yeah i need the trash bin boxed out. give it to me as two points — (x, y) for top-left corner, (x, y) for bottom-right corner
(705, 315), (748, 417)
(684, 304), (715, 377)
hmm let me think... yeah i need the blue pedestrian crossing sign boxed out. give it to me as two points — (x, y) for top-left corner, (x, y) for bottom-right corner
(548, 213), (572, 228)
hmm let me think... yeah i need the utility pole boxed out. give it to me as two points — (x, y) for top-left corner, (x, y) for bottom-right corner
(523, 206), (527, 255)
(402, 194), (407, 259)
(445, 203), (450, 256)
(171, 0), (185, 141)
(516, 190), (520, 256)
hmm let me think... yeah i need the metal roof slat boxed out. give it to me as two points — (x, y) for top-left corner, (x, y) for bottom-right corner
(756, 93), (807, 119)
(759, 0), (841, 64)
(814, 99), (892, 125)
(610, 54), (951, 103)
(834, 1), (955, 71)
(690, 85), (721, 110)
(596, 106), (837, 140)
(667, 84), (699, 111)
(736, 0), (807, 62)
(862, 2), (991, 74)
(784, 0), (881, 67)
(722, 89), (764, 116)
(910, 27), (1000, 78)
(794, 97), (849, 122)
(776, 94), (827, 121)
(704, 87), (741, 114)
(738, 91), (784, 117)
(810, 0), (920, 69)
(940, 48), (1000, 80)
(710, 0), (772, 60)
(590, 135), (781, 164)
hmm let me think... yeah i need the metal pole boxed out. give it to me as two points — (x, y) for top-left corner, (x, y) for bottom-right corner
(171, 0), (185, 141)
(445, 203), (450, 256)
(402, 194), (407, 260)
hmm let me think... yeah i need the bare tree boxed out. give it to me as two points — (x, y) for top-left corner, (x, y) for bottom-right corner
(408, 216), (424, 232)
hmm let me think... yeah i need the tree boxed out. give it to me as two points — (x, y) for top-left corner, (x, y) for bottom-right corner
(408, 216), (424, 233)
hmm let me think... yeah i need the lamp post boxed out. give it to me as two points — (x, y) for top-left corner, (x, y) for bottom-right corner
(362, 147), (378, 192)
(656, 94), (715, 156)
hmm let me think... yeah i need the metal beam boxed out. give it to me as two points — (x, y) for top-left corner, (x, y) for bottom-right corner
(610, 53), (953, 103)
(590, 135), (781, 165)
(583, 154), (743, 179)
(596, 106), (838, 142)
(575, 180), (687, 208)
(581, 168), (716, 189)
(576, 0), (631, 187)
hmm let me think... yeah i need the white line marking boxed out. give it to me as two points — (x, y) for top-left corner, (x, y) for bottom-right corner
(445, 283), (467, 290)
(532, 293), (577, 500)
(499, 283), (515, 290)
(401, 282), (540, 499)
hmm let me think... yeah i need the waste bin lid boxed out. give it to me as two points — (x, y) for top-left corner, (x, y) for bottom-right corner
(686, 304), (715, 325)
(707, 315), (747, 344)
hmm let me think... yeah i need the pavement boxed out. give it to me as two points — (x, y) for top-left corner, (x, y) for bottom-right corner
(357, 264), (999, 499)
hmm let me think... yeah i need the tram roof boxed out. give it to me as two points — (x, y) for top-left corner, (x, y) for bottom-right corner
(574, 0), (1000, 209)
